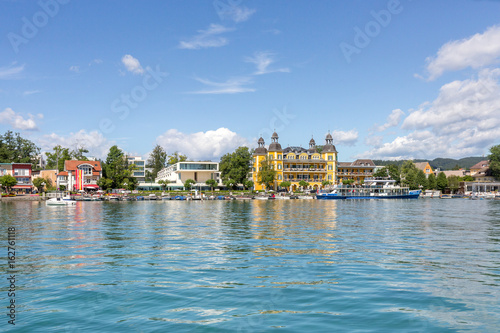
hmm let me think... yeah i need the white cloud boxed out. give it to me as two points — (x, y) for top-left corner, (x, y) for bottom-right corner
(178, 24), (234, 50)
(155, 128), (250, 161)
(373, 109), (404, 132)
(0, 108), (38, 131)
(190, 76), (255, 94)
(39, 130), (115, 159)
(330, 129), (359, 146)
(360, 68), (500, 159)
(121, 54), (144, 75)
(221, 6), (256, 23)
(0, 64), (24, 79)
(424, 25), (500, 80)
(245, 51), (290, 75)
(23, 90), (41, 96)
(69, 65), (80, 73)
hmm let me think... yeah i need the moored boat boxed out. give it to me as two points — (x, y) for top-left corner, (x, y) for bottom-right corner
(46, 196), (77, 206)
(316, 178), (420, 200)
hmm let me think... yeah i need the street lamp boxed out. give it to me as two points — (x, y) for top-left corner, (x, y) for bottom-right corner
(41, 182), (46, 194)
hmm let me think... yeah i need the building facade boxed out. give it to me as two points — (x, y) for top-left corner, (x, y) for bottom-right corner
(126, 156), (147, 183)
(57, 160), (102, 191)
(337, 159), (376, 184)
(0, 163), (34, 193)
(414, 162), (434, 176)
(155, 161), (221, 189)
(252, 132), (338, 191)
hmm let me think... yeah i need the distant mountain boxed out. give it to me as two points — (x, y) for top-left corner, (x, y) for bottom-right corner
(372, 157), (486, 170)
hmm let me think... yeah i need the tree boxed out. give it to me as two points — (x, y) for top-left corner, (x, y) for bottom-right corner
(168, 152), (187, 165)
(184, 178), (195, 190)
(223, 179), (238, 190)
(101, 145), (136, 189)
(488, 144), (500, 179)
(71, 146), (89, 160)
(436, 172), (448, 192)
(97, 178), (113, 191)
(415, 170), (428, 190)
(146, 145), (167, 179)
(0, 131), (41, 168)
(33, 177), (50, 192)
(205, 179), (218, 191)
(219, 147), (252, 186)
(158, 179), (170, 191)
(243, 180), (254, 190)
(298, 180), (309, 189)
(447, 175), (460, 194)
(45, 145), (72, 172)
(322, 180), (332, 187)
(374, 164), (400, 184)
(400, 160), (419, 190)
(342, 179), (355, 185)
(257, 157), (276, 190)
(0, 174), (17, 193)
(461, 175), (474, 182)
(280, 181), (291, 191)
(427, 173), (437, 190)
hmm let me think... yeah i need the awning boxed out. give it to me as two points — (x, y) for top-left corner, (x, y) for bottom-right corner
(84, 184), (99, 188)
(13, 185), (33, 189)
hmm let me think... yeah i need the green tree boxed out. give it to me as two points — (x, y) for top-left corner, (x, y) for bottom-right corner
(101, 145), (136, 189)
(0, 174), (17, 193)
(243, 180), (254, 190)
(488, 144), (500, 179)
(158, 179), (170, 191)
(219, 146), (252, 186)
(416, 170), (428, 190)
(71, 146), (89, 160)
(298, 180), (309, 188)
(45, 145), (72, 172)
(400, 161), (419, 190)
(436, 172), (448, 192)
(223, 179), (238, 190)
(280, 181), (291, 191)
(33, 177), (50, 192)
(447, 175), (460, 194)
(342, 179), (355, 185)
(427, 173), (437, 190)
(146, 145), (167, 179)
(168, 152), (187, 165)
(184, 178), (195, 190)
(97, 178), (113, 191)
(257, 157), (276, 190)
(322, 180), (332, 187)
(0, 131), (41, 168)
(205, 179), (218, 191)
(374, 164), (401, 184)
(461, 175), (474, 182)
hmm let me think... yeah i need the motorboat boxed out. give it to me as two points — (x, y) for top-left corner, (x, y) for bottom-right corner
(46, 196), (76, 206)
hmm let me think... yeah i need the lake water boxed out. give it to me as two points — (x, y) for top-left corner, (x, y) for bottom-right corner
(1, 199), (499, 332)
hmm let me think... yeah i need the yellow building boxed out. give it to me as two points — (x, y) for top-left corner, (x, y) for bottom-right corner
(414, 162), (434, 176)
(252, 132), (338, 191)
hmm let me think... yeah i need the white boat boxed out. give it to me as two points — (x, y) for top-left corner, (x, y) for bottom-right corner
(46, 196), (76, 206)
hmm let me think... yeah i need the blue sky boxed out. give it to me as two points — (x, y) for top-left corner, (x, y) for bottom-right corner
(1, 0), (500, 162)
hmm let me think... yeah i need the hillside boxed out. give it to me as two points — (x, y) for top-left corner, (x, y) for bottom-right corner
(373, 157), (485, 170)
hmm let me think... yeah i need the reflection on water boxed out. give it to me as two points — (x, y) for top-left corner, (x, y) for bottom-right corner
(0, 199), (499, 332)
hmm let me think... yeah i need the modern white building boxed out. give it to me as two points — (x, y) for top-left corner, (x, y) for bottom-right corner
(155, 161), (221, 189)
(126, 156), (147, 182)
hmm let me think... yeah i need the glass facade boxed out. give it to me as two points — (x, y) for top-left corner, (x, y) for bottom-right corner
(179, 163), (217, 170)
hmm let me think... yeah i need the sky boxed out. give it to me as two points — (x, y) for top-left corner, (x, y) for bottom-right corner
(1, 0), (500, 162)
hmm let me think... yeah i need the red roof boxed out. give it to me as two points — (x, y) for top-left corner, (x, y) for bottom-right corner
(58, 171), (68, 176)
(64, 160), (102, 172)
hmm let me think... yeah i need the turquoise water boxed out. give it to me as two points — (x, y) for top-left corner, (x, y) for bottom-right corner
(1, 199), (499, 332)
